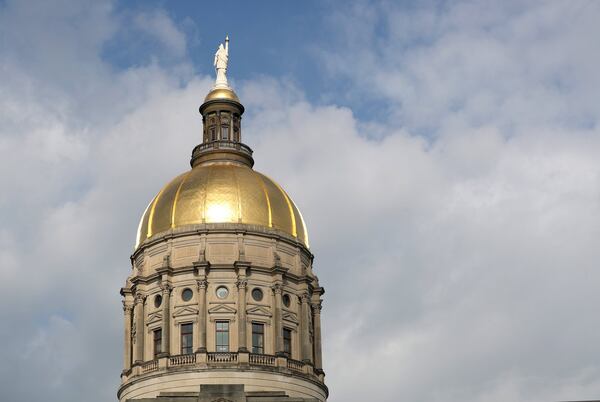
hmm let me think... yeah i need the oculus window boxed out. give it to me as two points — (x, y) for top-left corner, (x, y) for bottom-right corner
(215, 286), (229, 299)
(154, 294), (162, 308)
(181, 288), (193, 302)
(251, 288), (263, 302)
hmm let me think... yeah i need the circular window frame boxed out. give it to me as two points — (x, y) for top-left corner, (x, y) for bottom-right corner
(215, 286), (229, 299)
(154, 294), (163, 308)
(282, 294), (291, 307)
(181, 288), (193, 302)
(251, 288), (264, 302)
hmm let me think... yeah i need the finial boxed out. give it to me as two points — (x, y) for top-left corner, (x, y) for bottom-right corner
(213, 35), (230, 89)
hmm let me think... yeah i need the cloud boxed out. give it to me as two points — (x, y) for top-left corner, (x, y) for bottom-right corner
(133, 10), (188, 58)
(1, 1), (600, 402)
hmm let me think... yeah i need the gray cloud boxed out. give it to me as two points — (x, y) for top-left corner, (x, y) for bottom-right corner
(1, 1), (600, 402)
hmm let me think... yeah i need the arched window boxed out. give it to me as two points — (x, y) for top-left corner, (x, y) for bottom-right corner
(220, 113), (230, 140)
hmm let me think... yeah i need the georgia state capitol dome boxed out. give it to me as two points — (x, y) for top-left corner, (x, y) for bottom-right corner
(118, 37), (328, 402)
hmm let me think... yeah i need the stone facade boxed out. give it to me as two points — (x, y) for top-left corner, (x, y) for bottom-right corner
(132, 384), (319, 402)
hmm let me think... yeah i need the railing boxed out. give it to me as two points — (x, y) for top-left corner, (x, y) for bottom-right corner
(131, 353), (317, 381)
(249, 353), (276, 367)
(141, 359), (158, 373)
(287, 358), (304, 373)
(192, 140), (253, 156)
(207, 352), (238, 363)
(169, 353), (196, 367)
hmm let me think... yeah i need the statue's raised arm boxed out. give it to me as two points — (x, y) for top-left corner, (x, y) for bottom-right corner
(214, 36), (230, 88)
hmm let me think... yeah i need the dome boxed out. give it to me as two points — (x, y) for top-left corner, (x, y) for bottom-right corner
(204, 87), (240, 103)
(136, 163), (309, 248)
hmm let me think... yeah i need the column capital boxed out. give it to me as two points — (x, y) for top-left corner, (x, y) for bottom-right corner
(271, 283), (283, 295)
(159, 281), (172, 294)
(122, 301), (134, 314)
(300, 292), (311, 303)
(236, 279), (248, 289)
(197, 279), (208, 290)
(311, 301), (323, 314)
(134, 292), (146, 305)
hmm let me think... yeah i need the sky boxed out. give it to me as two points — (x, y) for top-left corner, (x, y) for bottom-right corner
(1, 0), (600, 401)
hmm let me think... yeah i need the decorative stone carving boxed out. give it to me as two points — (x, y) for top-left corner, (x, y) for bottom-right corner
(208, 304), (237, 315)
(159, 281), (172, 294)
(147, 311), (163, 324)
(173, 306), (199, 317)
(282, 311), (299, 324)
(131, 321), (136, 342)
(271, 283), (283, 295)
(246, 305), (272, 318)
(134, 292), (145, 305)
(122, 301), (133, 314)
(162, 253), (171, 268)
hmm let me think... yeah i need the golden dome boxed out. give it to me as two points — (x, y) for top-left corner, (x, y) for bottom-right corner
(204, 87), (240, 103)
(136, 163), (309, 248)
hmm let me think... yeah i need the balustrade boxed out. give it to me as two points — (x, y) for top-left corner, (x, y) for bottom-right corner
(141, 359), (158, 373)
(169, 354), (196, 367)
(134, 352), (319, 381)
(207, 352), (238, 363)
(287, 358), (304, 373)
(249, 353), (276, 367)
(192, 140), (253, 155)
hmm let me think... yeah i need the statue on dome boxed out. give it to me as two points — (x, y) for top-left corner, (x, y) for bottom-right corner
(214, 35), (229, 88)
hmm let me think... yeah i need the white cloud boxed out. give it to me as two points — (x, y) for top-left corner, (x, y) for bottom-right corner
(133, 10), (188, 58)
(1, 1), (600, 402)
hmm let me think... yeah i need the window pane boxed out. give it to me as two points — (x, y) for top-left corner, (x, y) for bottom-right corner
(154, 328), (162, 357)
(181, 323), (193, 354)
(283, 328), (292, 355)
(181, 288), (193, 302)
(252, 323), (264, 354)
(216, 321), (229, 352)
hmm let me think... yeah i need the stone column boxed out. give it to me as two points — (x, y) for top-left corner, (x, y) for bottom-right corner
(312, 302), (323, 369)
(272, 283), (283, 355)
(160, 283), (171, 356)
(122, 302), (133, 369)
(237, 279), (248, 352)
(133, 293), (145, 363)
(196, 279), (208, 352)
(300, 293), (312, 363)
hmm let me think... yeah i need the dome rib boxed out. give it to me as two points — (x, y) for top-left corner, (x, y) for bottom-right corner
(257, 174), (273, 228)
(269, 176), (297, 238)
(171, 171), (191, 228)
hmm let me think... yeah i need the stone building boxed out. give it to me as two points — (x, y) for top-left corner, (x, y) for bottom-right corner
(118, 39), (327, 402)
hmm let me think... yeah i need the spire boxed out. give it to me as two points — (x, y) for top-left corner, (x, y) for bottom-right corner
(191, 36), (253, 169)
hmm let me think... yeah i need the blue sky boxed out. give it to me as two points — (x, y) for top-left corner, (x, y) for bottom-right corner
(104, 1), (332, 104)
(2, 1), (600, 402)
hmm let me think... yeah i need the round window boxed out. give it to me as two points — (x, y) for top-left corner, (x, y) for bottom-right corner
(181, 288), (193, 302)
(282, 294), (290, 307)
(216, 286), (229, 299)
(154, 294), (163, 308)
(251, 288), (263, 302)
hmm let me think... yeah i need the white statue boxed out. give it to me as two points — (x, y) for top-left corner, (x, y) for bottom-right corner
(214, 36), (229, 88)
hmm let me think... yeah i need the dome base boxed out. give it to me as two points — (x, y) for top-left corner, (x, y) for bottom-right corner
(118, 357), (328, 402)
